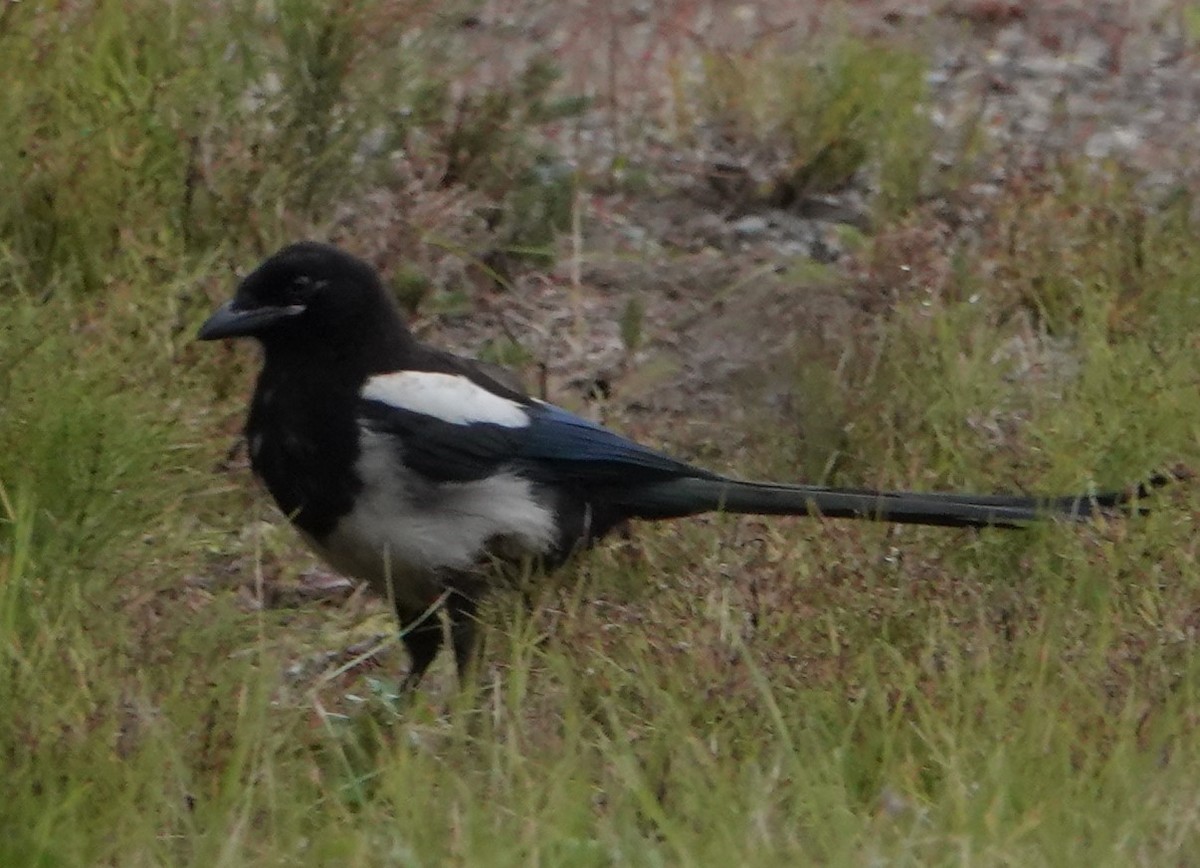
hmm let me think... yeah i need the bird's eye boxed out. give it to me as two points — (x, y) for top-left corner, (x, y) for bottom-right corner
(291, 275), (326, 303)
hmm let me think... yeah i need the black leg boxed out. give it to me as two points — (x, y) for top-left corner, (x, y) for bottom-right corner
(446, 588), (481, 686)
(395, 602), (443, 692)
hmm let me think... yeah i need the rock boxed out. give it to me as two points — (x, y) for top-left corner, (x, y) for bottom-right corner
(731, 215), (769, 238)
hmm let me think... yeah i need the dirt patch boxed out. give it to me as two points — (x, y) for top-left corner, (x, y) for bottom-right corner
(337, 1), (1200, 472)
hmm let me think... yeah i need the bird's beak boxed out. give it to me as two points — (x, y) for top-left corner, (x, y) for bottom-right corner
(197, 301), (307, 340)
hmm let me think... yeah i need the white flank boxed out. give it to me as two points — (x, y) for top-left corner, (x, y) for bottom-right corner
(306, 429), (556, 608)
(362, 371), (530, 428)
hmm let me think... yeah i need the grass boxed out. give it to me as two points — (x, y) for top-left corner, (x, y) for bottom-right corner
(3, 1), (1200, 864)
(686, 30), (931, 218)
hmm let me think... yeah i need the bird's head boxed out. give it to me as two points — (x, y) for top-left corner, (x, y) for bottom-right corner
(198, 242), (405, 354)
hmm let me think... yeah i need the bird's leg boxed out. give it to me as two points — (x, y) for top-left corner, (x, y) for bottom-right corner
(396, 602), (444, 692)
(445, 585), (482, 687)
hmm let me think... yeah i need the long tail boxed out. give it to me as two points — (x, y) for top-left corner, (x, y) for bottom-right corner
(619, 470), (1179, 528)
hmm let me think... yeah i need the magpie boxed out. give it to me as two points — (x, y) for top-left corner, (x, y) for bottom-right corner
(198, 241), (1163, 689)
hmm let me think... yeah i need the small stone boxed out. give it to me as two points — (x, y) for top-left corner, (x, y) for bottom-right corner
(731, 215), (769, 238)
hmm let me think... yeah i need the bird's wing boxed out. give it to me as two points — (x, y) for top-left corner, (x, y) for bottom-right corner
(516, 400), (709, 485)
(358, 371), (704, 487)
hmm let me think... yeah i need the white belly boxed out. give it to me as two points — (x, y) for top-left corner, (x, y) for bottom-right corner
(304, 429), (557, 608)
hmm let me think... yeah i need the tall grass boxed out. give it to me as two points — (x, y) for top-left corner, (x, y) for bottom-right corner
(0, 0), (579, 295)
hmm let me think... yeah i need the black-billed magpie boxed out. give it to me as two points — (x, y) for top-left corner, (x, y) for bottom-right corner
(199, 241), (1163, 689)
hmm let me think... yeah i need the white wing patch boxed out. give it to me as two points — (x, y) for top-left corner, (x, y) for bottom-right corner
(362, 371), (530, 428)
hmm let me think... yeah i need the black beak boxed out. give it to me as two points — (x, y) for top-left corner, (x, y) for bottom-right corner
(197, 301), (306, 340)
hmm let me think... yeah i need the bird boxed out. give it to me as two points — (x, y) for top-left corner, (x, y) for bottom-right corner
(198, 241), (1166, 690)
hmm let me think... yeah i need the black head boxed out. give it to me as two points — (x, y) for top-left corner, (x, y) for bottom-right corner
(198, 242), (409, 358)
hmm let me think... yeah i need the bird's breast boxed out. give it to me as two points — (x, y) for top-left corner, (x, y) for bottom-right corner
(246, 382), (363, 538)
